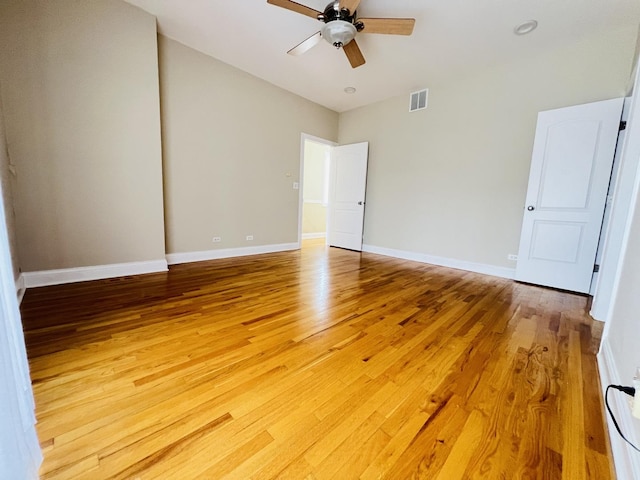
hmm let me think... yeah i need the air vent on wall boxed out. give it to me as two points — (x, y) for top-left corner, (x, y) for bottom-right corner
(409, 89), (428, 112)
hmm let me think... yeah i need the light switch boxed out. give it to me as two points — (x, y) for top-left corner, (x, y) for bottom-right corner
(293, 182), (299, 190)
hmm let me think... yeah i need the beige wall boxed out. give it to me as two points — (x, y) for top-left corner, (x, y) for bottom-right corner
(159, 36), (338, 253)
(0, 0), (166, 272)
(303, 141), (329, 203)
(339, 25), (637, 269)
(303, 203), (327, 235)
(628, 25), (640, 93)
(607, 183), (640, 380)
(602, 35), (640, 400)
(303, 140), (329, 235)
(0, 1), (633, 276)
(0, 94), (19, 279)
(601, 56), (640, 461)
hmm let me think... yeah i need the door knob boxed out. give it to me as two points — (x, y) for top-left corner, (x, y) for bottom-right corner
(527, 205), (535, 211)
(358, 201), (364, 205)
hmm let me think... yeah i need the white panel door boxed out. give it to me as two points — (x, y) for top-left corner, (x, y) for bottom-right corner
(515, 98), (624, 293)
(327, 142), (369, 251)
(0, 193), (42, 476)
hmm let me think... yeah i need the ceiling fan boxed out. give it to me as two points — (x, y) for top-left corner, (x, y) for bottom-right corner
(267, 0), (415, 68)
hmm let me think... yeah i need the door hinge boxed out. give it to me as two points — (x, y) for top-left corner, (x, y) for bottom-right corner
(620, 121), (627, 131)
(593, 264), (600, 273)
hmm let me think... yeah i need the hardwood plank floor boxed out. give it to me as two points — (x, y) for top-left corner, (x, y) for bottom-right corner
(21, 240), (613, 479)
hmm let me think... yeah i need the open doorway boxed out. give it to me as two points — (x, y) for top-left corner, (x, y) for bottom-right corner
(298, 134), (335, 247)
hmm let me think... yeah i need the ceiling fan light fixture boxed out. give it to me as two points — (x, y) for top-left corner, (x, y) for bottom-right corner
(514, 20), (538, 36)
(321, 20), (357, 48)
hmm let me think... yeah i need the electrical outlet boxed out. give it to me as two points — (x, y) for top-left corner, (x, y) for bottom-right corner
(508, 254), (518, 261)
(212, 236), (221, 243)
(246, 235), (254, 241)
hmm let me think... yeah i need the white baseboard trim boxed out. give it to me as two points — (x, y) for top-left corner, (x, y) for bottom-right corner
(166, 243), (299, 266)
(21, 259), (169, 289)
(598, 339), (640, 480)
(361, 244), (515, 280)
(302, 233), (326, 240)
(15, 273), (25, 305)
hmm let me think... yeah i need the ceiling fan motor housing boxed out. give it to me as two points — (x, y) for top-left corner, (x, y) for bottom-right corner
(319, 1), (354, 22)
(318, 1), (364, 28)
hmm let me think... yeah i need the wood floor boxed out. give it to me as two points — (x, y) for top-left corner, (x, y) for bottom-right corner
(21, 240), (613, 479)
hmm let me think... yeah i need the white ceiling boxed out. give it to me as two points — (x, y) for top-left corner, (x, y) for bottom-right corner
(124, 0), (640, 113)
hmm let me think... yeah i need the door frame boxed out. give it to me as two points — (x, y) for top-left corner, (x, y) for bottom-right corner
(590, 97), (632, 296)
(297, 133), (337, 248)
(591, 97), (637, 321)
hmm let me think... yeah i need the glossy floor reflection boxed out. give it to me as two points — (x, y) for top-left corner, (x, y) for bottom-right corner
(21, 240), (611, 479)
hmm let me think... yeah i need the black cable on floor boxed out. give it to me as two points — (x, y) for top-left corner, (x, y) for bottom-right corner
(606, 384), (640, 453)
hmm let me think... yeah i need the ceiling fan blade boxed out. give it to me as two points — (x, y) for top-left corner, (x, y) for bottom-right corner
(339, 0), (361, 15)
(343, 39), (366, 68)
(288, 31), (322, 56)
(267, 0), (321, 19)
(358, 18), (416, 35)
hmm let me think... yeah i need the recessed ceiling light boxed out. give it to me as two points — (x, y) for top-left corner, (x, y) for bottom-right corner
(514, 20), (538, 36)
(344, 87), (356, 94)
